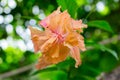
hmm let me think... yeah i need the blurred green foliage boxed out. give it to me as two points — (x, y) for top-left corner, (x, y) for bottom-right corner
(0, 0), (120, 80)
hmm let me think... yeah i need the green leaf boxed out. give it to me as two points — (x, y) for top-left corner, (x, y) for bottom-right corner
(87, 20), (113, 33)
(81, 75), (96, 80)
(105, 48), (119, 60)
(56, 0), (78, 18)
(94, 44), (119, 60)
(38, 70), (67, 80)
(30, 69), (67, 80)
(99, 56), (117, 72)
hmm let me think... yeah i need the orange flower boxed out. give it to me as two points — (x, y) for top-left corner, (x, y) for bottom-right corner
(29, 7), (87, 69)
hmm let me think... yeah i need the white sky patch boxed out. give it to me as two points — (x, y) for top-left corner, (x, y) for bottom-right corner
(8, 0), (17, 9)
(32, 5), (40, 15)
(6, 24), (13, 34)
(4, 7), (11, 14)
(96, 1), (105, 12)
(4, 14), (13, 24)
(0, 15), (4, 24)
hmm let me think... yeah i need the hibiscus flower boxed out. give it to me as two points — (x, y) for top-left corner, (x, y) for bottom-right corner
(29, 7), (87, 69)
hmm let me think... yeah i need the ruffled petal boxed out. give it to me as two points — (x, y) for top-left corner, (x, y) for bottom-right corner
(40, 8), (72, 34)
(36, 43), (69, 69)
(29, 27), (53, 52)
(39, 7), (61, 28)
(64, 32), (79, 46)
(29, 7), (87, 69)
(65, 31), (86, 51)
(70, 46), (81, 68)
(72, 19), (87, 32)
(63, 43), (81, 68)
(76, 33), (86, 51)
(40, 35), (57, 52)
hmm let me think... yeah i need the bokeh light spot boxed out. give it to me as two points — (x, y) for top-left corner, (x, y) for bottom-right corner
(6, 24), (13, 34)
(0, 7), (3, 14)
(84, 5), (91, 12)
(29, 19), (36, 25)
(0, 15), (4, 24)
(96, 1), (105, 12)
(32, 5), (40, 15)
(4, 7), (11, 14)
(4, 14), (13, 24)
(0, 39), (8, 49)
(8, 0), (17, 9)
(0, 0), (7, 7)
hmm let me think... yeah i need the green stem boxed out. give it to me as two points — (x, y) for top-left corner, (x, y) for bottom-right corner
(85, 5), (96, 19)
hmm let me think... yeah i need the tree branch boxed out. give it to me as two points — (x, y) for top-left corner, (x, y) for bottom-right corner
(0, 63), (34, 79)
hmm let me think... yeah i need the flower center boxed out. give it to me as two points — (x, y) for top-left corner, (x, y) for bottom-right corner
(52, 30), (65, 43)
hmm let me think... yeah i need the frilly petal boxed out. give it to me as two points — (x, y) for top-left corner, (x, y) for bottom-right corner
(36, 44), (69, 69)
(39, 7), (61, 28)
(71, 19), (87, 32)
(29, 26), (54, 52)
